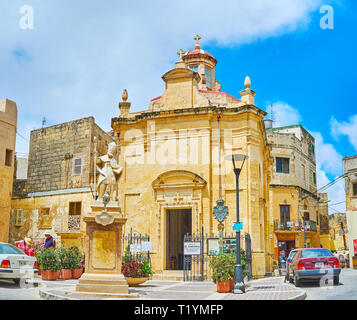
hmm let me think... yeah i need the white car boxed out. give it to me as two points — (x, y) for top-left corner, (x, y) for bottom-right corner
(0, 242), (38, 285)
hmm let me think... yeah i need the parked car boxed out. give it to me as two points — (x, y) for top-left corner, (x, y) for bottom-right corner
(286, 248), (341, 287)
(0, 242), (38, 285)
(285, 249), (298, 281)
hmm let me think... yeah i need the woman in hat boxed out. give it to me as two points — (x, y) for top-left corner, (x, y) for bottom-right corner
(44, 231), (56, 249)
(15, 237), (34, 256)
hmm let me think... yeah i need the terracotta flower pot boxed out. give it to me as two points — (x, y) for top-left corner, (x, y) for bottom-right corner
(59, 269), (72, 280)
(72, 268), (83, 279)
(125, 277), (149, 287)
(230, 278), (235, 291)
(42, 270), (59, 281)
(216, 279), (232, 293)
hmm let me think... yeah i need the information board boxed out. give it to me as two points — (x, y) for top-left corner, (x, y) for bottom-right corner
(184, 242), (201, 255)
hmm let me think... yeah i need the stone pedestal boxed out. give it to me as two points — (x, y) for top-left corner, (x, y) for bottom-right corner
(74, 201), (139, 298)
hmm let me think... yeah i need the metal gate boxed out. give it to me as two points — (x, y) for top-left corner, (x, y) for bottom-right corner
(122, 228), (151, 264)
(183, 227), (253, 281)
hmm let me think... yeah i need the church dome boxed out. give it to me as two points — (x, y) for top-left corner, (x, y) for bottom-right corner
(185, 49), (214, 59)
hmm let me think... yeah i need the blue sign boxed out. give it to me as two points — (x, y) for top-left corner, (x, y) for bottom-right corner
(213, 198), (229, 223)
(233, 222), (243, 231)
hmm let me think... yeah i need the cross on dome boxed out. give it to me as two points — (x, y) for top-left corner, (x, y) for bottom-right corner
(177, 49), (186, 61)
(194, 35), (201, 50)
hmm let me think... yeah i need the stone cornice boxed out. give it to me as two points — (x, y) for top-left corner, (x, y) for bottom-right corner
(112, 104), (267, 127)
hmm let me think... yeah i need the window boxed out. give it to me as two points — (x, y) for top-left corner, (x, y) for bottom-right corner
(14, 209), (25, 227)
(73, 158), (82, 175)
(5, 149), (13, 167)
(313, 172), (317, 185)
(304, 211), (310, 221)
(0, 243), (26, 255)
(68, 202), (81, 230)
(276, 157), (290, 174)
(69, 202), (82, 215)
(189, 65), (198, 72)
(353, 183), (357, 196)
(311, 144), (315, 155)
(301, 249), (333, 258)
(38, 208), (51, 229)
(280, 205), (290, 222)
(205, 67), (212, 88)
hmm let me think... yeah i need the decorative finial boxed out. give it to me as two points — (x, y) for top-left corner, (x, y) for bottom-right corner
(122, 89), (128, 102)
(177, 49), (186, 61)
(194, 35), (201, 50)
(244, 76), (251, 89)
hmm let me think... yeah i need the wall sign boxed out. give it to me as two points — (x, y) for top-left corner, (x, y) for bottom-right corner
(184, 242), (201, 255)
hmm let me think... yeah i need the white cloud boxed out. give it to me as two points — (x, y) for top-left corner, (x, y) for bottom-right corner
(266, 101), (302, 127)
(331, 115), (357, 153)
(312, 131), (343, 177)
(0, 0), (324, 153)
(310, 131), (345, 214)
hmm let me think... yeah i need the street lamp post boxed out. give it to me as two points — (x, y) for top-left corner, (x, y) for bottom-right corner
(226, 154), (247, 294)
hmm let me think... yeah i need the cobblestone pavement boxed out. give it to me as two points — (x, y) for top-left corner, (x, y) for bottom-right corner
(38, 276), (306, 300)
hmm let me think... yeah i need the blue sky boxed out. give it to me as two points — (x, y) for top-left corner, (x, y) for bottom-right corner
(0, 0), (355, 213)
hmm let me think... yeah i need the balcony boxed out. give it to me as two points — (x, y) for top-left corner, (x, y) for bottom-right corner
(68, 215), (81, 231)
(274, 219), (317, 232)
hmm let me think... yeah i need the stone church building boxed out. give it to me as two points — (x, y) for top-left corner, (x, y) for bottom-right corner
(111, 38), (272, 277)
(9, 37), (326, 278)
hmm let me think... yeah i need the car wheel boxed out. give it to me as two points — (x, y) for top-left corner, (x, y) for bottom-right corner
(294, 273), (301, 287)
(334, 276), (339, 285)
(13, 279), (20, 285)
(289, 274), (294, 284)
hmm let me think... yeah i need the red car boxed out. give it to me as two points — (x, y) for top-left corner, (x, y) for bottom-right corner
(286, 248), (341, 287)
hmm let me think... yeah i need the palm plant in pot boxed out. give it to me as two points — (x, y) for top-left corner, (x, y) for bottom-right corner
(40, 248), (61, 281)
(209, 253), (235, 293)
(57, 247), (73, 280)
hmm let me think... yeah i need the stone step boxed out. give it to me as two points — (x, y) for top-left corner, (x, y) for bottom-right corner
(76, 283), (129, 294)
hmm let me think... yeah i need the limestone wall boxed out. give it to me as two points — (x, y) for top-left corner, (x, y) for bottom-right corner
(344, 156), (357, 212)
(267, 125), (317, 194)
(0, 99), (17, 242)
(10, 191), (92, 250)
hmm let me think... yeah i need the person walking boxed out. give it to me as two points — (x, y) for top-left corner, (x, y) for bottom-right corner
(15, 237), (34, 256)
(44, 231), (56, 249)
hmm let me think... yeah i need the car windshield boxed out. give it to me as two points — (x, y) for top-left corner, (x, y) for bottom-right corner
(301, 249), (333, 258)
(0, 243), (26, 255)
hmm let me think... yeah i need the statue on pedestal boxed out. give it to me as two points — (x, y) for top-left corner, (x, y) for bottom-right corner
(96, 141), (123, 202)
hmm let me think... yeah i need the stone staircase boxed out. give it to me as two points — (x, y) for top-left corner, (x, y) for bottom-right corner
(152, 270), (185, 281)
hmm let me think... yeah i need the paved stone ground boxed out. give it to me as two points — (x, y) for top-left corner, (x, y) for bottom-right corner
(38, 276), (306, 300)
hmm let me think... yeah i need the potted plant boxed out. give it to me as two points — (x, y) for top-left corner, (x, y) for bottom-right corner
(121, 260), (153, 287)
(209, 253), (235, 293)
(40, 248), (61, 281)
(57, 247), (72, 280)
(69, 246), (84, 279)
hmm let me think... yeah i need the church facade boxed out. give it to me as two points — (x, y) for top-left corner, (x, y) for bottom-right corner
(111, 38), (272, 277)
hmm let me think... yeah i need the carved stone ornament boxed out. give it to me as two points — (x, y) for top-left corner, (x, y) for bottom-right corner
(95, 210), (115, 226)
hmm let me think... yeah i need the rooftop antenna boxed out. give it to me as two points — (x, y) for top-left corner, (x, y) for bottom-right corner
(270, 104), (275, 122)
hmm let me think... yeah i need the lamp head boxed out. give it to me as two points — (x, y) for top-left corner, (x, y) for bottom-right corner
(225, 154), (248, 171)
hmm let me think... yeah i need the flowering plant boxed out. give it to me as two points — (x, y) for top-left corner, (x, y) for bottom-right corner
(121, 260), (153, 278)
(33, 240), (45, 267)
